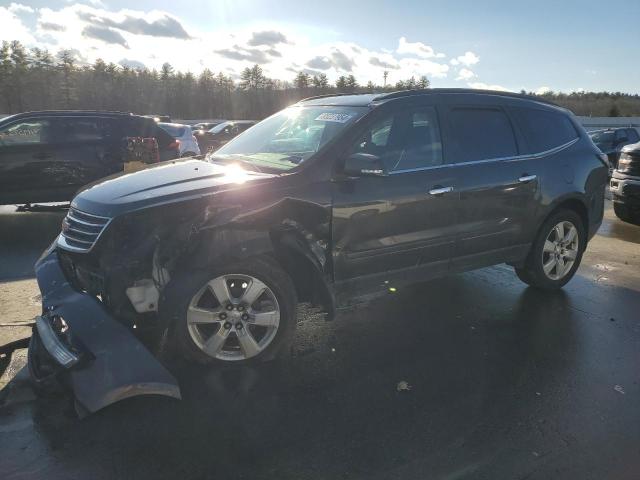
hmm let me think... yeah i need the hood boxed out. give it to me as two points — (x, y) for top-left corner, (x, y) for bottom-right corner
(621, 141), (640, 154)
(71, 159), (278, 218)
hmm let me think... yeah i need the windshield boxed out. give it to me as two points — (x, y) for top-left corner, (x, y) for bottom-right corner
(209, 106), (367, 171)
(590, 131), (614, 145)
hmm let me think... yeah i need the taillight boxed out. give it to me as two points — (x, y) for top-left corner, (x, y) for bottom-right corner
(168, 139), (180, 150)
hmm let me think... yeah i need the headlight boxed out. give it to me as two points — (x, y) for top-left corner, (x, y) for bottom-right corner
(617, 153), (633, 172)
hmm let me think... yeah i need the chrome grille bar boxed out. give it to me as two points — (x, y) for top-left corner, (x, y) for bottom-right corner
(58, 208), (111, 253)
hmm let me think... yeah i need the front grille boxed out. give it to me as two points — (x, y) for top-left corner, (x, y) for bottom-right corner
(58, 208), (111, 252)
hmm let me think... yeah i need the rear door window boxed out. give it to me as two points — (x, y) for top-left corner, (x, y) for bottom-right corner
(510, 107), (578, 153)
(52, 117), (119, 143)
(627, 129), (640, 143)
(447, 107), (518, 163)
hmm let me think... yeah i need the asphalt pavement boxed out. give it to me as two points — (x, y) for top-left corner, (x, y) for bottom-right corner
(0, 202), (639, 480)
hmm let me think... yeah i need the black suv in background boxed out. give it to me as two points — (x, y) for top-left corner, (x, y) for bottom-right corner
(0, 111), (180, 205)
(29, 89), (607, 414)
(610, 141), (640, 224)
(589, 127), (640, 169)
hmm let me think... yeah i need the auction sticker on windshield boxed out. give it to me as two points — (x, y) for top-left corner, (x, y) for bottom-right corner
(315, 112), (353, 123)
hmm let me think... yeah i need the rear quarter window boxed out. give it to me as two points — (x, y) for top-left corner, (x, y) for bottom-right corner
(511, 107), (578, 153)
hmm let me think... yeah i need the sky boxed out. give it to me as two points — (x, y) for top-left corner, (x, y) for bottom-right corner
(1, 0), (639, 93)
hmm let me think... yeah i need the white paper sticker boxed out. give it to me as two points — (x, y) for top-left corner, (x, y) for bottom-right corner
(315, 112), (353, 123)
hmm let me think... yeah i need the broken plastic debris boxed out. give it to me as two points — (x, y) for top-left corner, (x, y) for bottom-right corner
(388, 287), (397, 293)
(614, 385), (625, 395)
(396, 381), (412, 392)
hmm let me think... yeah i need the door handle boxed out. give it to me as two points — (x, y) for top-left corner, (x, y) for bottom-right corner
(33, 152), (53, 160)
(518, 174), (537, 183)
(428, 186), (453, 196)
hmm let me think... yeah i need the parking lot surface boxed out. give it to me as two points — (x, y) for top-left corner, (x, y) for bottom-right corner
(0, 202), (639, 480)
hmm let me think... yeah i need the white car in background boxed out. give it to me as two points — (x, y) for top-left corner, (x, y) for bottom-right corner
(158, 122), (201, 157)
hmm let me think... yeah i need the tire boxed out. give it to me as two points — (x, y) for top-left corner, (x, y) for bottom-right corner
(613, 203), (640, 225)
(515, 209), (585, 290)
(163, 255), (297, 365)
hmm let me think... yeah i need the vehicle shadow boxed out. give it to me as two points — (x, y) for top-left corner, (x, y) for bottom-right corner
(11, 269), (602, 480)
(0, 206), (65, 281)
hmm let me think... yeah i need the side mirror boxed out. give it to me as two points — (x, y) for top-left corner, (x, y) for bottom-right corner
(343, 152), (387, 177)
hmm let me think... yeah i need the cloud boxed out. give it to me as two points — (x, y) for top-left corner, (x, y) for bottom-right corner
(119, 58), (146, 69)
(8, 3), (34, 15)
(467, 81), (510, 92)
(215, 45), (270, 63)
(330, 49), (354, 71)
(369, 56), (400, 70)
(39, 21), (66, 32)
(82, 24), (129, 48)
(306, 56), (332, 70)
(0, 6), (34, 43)
(397, 36), (443, 58)
(247, 30), (289, 47)
(266, 47), (282, 57)
(450, 51), (479, 66)
(456, 68), (476, 81)
(77, 10), (191, 39)
(535, 86), (552, 95)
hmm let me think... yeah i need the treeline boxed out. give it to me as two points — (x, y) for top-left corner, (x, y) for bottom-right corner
(1, 40), (639, 120)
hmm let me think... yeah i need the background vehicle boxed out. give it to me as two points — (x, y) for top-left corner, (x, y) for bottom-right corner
(610, 141), (640, 225)
(589, 127), (640, 169)
(0, 111), (180, 205)
(191, 121), (225, 132)
(158, 122), (201, 157)
(29, 89), (607, 413)
(193, 120), (257, 152)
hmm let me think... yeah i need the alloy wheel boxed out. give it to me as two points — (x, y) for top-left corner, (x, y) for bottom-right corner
(541, 220), (580, 281)
(186, 274), (280, 361)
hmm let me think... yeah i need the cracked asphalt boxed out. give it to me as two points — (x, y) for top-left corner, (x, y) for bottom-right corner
(0, 202), (639, 480)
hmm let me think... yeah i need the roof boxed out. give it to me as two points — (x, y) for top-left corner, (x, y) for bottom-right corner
(298, 88), (562, 108)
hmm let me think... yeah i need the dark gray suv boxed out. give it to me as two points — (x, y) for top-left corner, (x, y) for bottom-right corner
(29, 89), (608, 414)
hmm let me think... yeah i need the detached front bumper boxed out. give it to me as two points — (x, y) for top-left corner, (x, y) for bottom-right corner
(28, 248), (181, 414)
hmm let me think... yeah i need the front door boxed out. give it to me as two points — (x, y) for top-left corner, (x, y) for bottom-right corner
(332, 104), (458, 293)
(0, 117), (58, 204)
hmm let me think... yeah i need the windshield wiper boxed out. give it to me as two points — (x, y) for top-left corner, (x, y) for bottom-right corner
(206, 154), (264, 173)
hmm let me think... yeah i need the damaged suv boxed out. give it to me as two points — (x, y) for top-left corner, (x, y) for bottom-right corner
(29, 89), (608, 413)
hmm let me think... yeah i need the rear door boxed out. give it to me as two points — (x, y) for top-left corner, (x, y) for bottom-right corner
(332, 102), (458, 287)
(442, 101), (538, 270)
(49, 116), (124, 190)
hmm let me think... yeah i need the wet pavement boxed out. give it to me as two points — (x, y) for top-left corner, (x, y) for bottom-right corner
(1, 203), (639, 480)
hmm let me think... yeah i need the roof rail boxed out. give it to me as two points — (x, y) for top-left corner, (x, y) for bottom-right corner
(372, 88), (562, 107)
(298, 92), (373, 102)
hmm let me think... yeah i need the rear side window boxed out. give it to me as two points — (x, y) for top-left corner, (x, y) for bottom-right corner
(448, 107), (518, 163)
(627, 129), (640, 143)
(511, 107), (578, 153)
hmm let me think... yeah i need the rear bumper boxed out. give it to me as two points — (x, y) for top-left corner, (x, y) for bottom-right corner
(28, 249), (181, 414)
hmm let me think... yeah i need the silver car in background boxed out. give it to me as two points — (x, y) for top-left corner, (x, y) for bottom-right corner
(158, 122), (201, 157)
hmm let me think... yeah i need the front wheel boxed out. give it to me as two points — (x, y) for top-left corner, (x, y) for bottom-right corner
(165, 256), (297, 365)
(515, 209), (585, 290)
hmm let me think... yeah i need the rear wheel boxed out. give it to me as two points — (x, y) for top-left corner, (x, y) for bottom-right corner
(515, 209), (585, 290)
(166, 256), (297, 365)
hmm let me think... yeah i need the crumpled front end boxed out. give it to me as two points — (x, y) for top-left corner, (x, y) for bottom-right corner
(28, 246), (181, 415)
